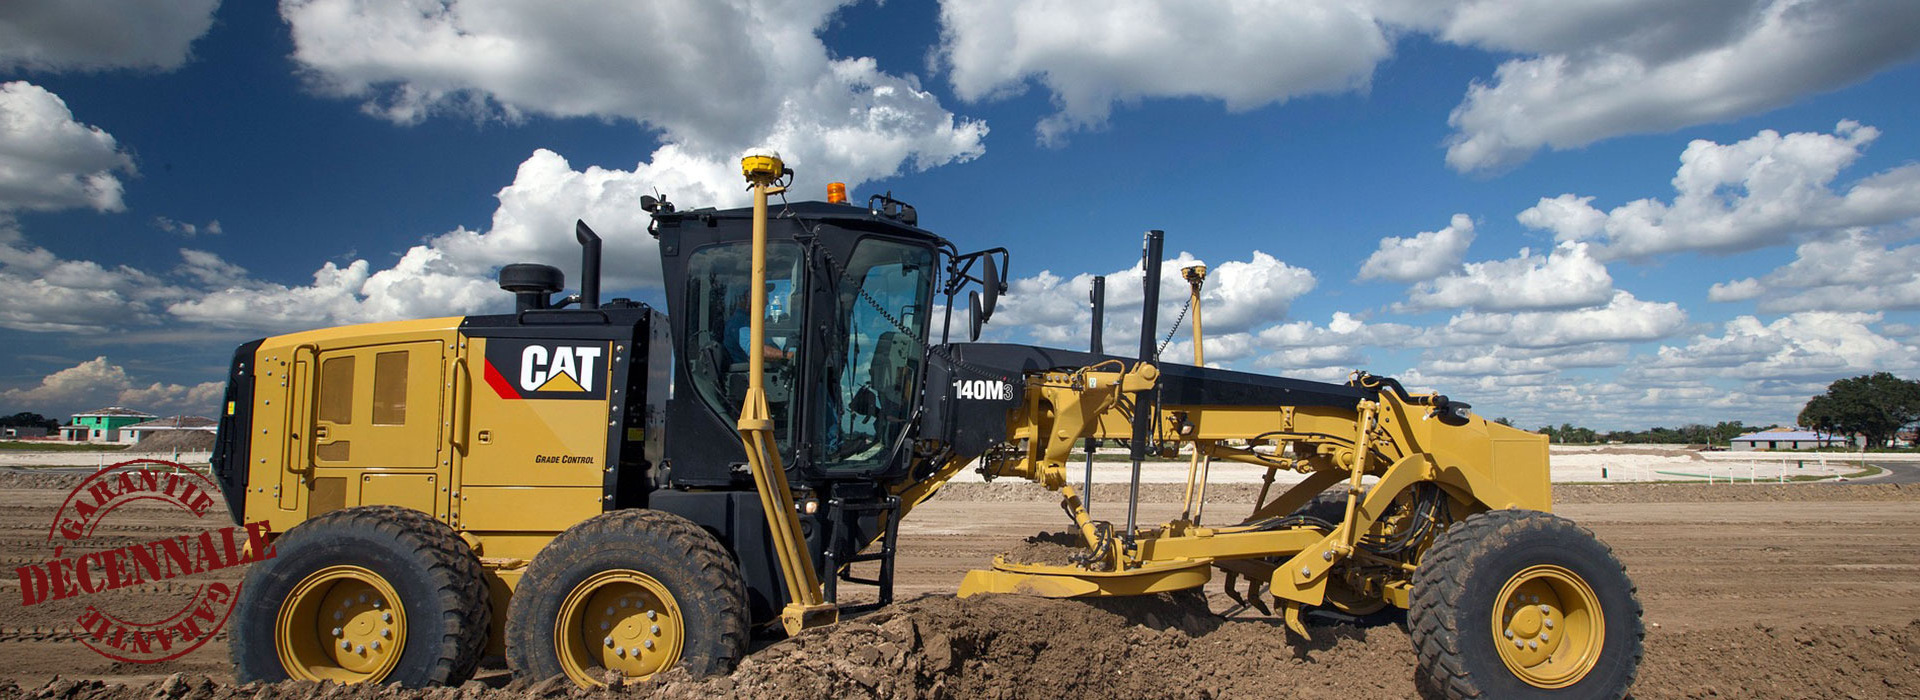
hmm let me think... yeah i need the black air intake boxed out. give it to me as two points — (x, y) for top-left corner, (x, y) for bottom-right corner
(499, 263), (564, 312)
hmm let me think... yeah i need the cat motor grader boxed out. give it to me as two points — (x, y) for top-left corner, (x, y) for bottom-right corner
(211, 154), (1641, 697)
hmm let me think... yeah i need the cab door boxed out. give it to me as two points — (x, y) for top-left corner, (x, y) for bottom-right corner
(310, 341), (446, 470)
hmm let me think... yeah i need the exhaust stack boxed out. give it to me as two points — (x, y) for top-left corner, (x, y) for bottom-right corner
(575, 220), (601, 310)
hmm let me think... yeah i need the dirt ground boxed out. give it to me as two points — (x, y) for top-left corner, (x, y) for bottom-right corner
(2, 472), (1917, 698)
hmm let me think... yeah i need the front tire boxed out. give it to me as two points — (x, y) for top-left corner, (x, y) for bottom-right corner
(1410, 509), (1642, 699)
(505, 510), (749, 687)
(231, 506), (490, 687)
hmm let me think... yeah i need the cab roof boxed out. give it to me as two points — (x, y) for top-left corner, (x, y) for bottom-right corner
(652, 200), (950, 249)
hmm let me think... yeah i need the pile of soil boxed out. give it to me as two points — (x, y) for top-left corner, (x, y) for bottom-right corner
(125, 430), (215, 454)
(998, 531), (1087, 566)
(0, 469), (88, 490)
(8, 596), (1916, 699)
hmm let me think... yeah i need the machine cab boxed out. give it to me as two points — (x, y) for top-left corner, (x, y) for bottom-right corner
(652, 200), (944, 488)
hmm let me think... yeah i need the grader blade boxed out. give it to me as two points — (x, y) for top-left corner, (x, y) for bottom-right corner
(957, 557), (1212, 599)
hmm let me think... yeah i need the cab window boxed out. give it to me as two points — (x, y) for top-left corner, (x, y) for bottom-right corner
(684, 242), (805, 444)
(814, 238), (934, 472)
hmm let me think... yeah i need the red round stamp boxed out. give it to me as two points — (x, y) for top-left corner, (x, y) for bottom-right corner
(13, 459), (275, 663)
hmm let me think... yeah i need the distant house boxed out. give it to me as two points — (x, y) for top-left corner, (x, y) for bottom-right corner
(59, 407), (158, 443)
(2, 426), (49, 439)
(124, 415), (217, 443)
(1728, 428), (1849, 451)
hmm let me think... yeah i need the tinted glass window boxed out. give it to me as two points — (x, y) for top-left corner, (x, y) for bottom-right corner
(814, 238), (934, 472)
(684, 242), (805, 443)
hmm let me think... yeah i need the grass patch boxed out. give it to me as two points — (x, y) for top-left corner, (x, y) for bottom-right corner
(0, 441), (128, 452)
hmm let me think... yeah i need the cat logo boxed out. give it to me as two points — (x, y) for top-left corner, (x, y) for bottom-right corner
(481, 339), (611, 400)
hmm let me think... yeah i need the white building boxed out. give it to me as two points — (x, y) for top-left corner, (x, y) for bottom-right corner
(1728, 429), (1849, 451)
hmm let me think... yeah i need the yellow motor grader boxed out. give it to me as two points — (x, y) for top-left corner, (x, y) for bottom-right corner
(211, 154), (1641, 698)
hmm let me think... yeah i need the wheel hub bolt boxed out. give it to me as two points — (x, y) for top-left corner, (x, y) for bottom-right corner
(1527, 641), (1537, 650)
(615, 647), (626, 658)
(1544, 619), (1553, 629)
(1541, 633), (1549, 642)
(332, 627), (343, 637)
(381, 628), (391, 638)
(371, 641), (382, 651)
(644, 640), (654, 650)
(605, 636), (615, 647)
(355, 644), (366, 654)
(1504, 629), (1514, 639)
(341, 640), (353, 651)
(647, 610), (657, 621)
(382, 612), (392, 623)
(651, 625), (661, 636)
(629, 647), (640, 657)
(1538, 605), (1550, 615)
(1513, 639), (1523, 648)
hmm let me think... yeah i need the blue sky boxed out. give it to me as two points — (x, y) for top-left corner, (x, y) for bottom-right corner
(2, 0), (1919, 431)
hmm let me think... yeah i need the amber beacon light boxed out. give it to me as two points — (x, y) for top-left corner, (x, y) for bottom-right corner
(827, 182), (848, 204)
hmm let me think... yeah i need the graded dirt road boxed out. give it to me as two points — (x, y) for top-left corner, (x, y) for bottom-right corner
(3, 474), (1917, 698)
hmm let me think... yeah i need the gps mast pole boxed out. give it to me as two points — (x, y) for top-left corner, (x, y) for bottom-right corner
(1084, 275), (1105, 512)
(738, 153), (835, 635)
(1125, 231), (1164, 545)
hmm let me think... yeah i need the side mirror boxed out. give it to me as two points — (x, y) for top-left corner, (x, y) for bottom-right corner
(968, 291), (984, 341)
(980, 255), (1000, 320)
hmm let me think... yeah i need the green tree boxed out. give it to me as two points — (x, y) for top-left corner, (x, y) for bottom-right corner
(1798, 372), (1920, 448)
(0, 412), (58, 430)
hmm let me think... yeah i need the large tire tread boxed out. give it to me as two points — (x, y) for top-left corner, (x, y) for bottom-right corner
(1408, 509), (1643, 700)
(504, 509), (749, 682)
(232, 505), (490, 687)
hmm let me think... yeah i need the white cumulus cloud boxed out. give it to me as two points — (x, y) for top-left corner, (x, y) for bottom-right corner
(1720, 230), (1920, 312)
(1516, 122), (1920, 259)
(1358, 214), (1476, 283)
(1642, 311), (1917, 381)
(0, 81), (136, 212)
(1, 356), (223, 417)
(1436, 290), (1687, 349)
(937, 0), (1390, 143)
(988, 250), (1316, 348)
(281, 0), (986, 203)
(1430, 0), (1920, 171)
(1398, 242), (1613, 312)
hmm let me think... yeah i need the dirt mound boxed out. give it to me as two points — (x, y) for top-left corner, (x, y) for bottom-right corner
(125, 430), (214, 454)
(999, 531), (1087, 566)
(5, 597), (1918, 699)
(0, 469), (87, 490)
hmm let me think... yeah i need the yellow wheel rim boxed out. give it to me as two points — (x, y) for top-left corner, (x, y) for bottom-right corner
(275, 565), (407, 683)
(1492, 564), (1604, 689)
(553, 570), (684, 687)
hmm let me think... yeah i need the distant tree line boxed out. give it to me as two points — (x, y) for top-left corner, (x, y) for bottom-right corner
(1494, 372), (1920, 448)
(1509, 421), (1759, 446)
(0, 412), (59, 430)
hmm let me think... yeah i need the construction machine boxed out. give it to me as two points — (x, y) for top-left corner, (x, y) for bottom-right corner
(212, 154), (1642, 698)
